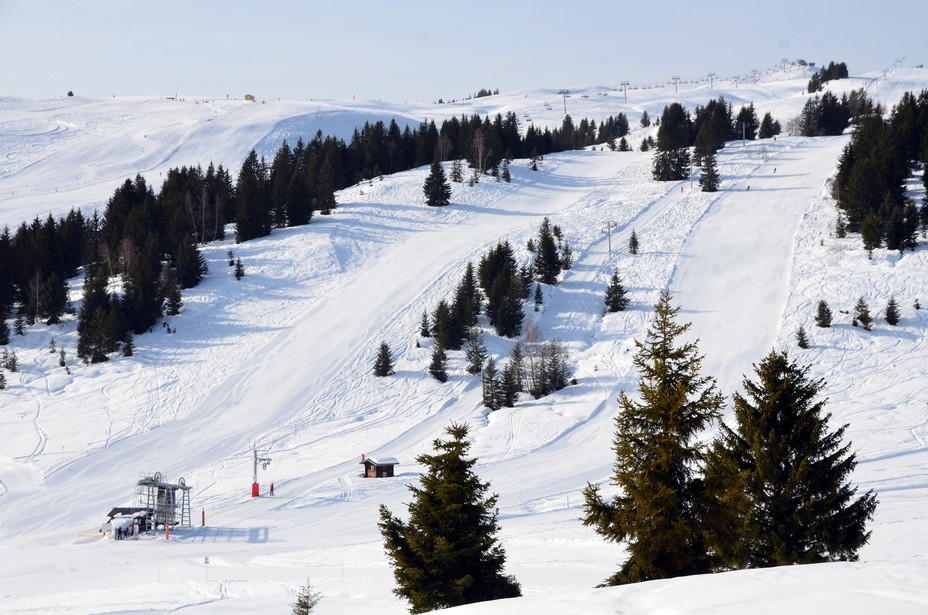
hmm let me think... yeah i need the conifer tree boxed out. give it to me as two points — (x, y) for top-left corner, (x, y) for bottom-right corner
(501, 159), (511, 183)
(464, 328), (488, 376)
(423, 161), (452, 206)
(291, 579), (321, 614)
(373, 341), (396, 377)
(0, 313), (8, 345)
(499, 362), (519, 407)
(814, 300), (833, 328)
(795, 325), (810, 349)
(0, 369), (5, 389)
(628, 230), (639, 255)
(705, 350), (877, 568)
(604, 270), (629, 313)
(379, 423), (521, 613)
(450, 159), (464, 183)
(582, 291), (723, 585)
(14, 312), (24, 336)
(429, 342), (448, 382)
(699, 153), (720, 192)
(482, 357), (501, 411)
(533, 284), (543, 311)
(885, 296), (900, 325)
(854, 297), (872, 331)
(419, 310), (430, 338)
(534, 217), (562, 285)
(234, 258), (245, 280)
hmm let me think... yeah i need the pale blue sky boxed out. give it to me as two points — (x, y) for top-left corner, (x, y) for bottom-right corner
(1, 0), (922, 102)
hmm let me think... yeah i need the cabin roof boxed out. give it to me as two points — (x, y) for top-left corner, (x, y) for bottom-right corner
(360, 455), (399, 466)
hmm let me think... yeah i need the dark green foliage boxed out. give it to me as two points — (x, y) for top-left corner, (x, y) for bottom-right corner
(0, 370), (5, 389)
(424, 161), (452, 206)
(0, 313), (9, 345)
(499, 362), (519, 408)
(227, 249), (235, 266)
(604, 270), (629, 313)
(885, 296), (900, 326)
(234, 258), (245, 280)
(854, 297), (872, 330)
(419, 310), (430, 337)
(757, 112), (782, 139)
(291, 579), (321, 614)
(1, 348), (17, 372)
(482, 356), (500, 410)
(534, 217), (562, 285)
(122, 235), (163, 334)
(533, 284), (543, 311)
(234, 150), (270, 243)
(450, 159), (464, 183)
(59, 348), (66, 367)
(796, 325), (810, 349)
(628, 230), (639, 255)
(378, 424), (521, 613)
(14, 312), (24, 336)
(163, 270), (183, 316)
(639, 110), (651, 127)
(699, 154), (720, 192)
(811, 300), (831, 327)
(860, 210), (882, 258)
(692, 97), (733, 164)
(705, 350), (876, 568)
(122, 331), (134, 357)
(807, 60), (849, 93)
(501, 159), (511, 183)
(582, 291), (723, 585)
(374, 341), (396, 377)
(429, 342), (448, 382)
(652, 147), (691, 181)
(478, 241), (524, 337)
(174, 234), (207, 289)
(464, 328), (488, 376)
(799, 91), (850, 137)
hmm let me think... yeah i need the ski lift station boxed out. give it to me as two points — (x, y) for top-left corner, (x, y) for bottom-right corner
(104, 472), (192, 532)
(360, 454), (399, 478)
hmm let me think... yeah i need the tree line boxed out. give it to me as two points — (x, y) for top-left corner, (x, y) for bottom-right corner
(832, 89), (928, 255)
(651, 97), (781, 181)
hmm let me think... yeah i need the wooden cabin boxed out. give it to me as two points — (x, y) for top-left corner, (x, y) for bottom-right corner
(360, 454), (399, 478)
(243, 94), (256, 102)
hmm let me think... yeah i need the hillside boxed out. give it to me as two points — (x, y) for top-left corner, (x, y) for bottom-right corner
(1, 65), (928, 613)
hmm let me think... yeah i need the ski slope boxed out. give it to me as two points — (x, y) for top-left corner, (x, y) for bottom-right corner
(1, 66), (928, 613)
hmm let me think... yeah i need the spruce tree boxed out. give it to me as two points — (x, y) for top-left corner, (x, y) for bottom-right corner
(419, 310), (430, 338)
(429, 342), (448, 382)
(0, 313), (8, 345)
(423, 161), (452, 206)
(854, 297), (872, 331)
(533, 284), (543, 311)
(582, 291), (723, 585)
(482, 357), (501, 410)
(234, 258), (245, 280)
(796, 325), (810, 349)
(450, 158), (464, 183)
(464, 328), (488, 376)
(291, 579), (321, 614)
(379, 424), (521, 613)
(885, 296), (900, 326)
(705, 350), (877, 568)
(699, 153), (720, 192)
(499, 363), (519, 407)
(814, 300), (833, 328)
(374, 341), (396, 377)
(0, 369), (5, 389)
(604, 270), (629, 313)
(534, 217), (562, 285)
(628, 230), (639, 255)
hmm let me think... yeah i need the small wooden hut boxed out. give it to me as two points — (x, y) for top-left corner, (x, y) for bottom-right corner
(359, 454), (399, 478)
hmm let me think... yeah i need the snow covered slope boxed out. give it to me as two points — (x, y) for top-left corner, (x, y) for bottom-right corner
(1, 66), (928, 614)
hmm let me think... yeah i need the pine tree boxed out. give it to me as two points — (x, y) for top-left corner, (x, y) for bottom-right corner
(373, 341), (396, 377)
(534, 217), (562, 285)
(628, 230), (639, 255)
(464, 328), (488, 376)
(482, 357), (501, 410)
(291, 579), (321, 615)
(227, 249), (235, 266)
(419, 310), (430, 338)
(423, 161), (452, 206)
(378, 423), (521, 613)
(885, 296), (900, 326)
(59, 348), (66, 367)
(533, 284), (543, 311)
(0, 313), (8, 345)
(699, 153), (720, 192)
(122, 331), (134, 357)
(705, 350), (877, 568)
(860, 210), (882, 259)
(814, 300), (833, 328)
(854, 297), (872, 331)
(429, 342), (448, 382)
(499, 362), (519, 407)
(795, 325), (810, 349)
(501, 159), (511, 183)
(450, 158), (464, 183)
(604, 270), (629, 313)
(234, 258), (245, 280)
(14, 312), (24, 336)
(0, 369), (5, 389)
(582, 291), (723, 585)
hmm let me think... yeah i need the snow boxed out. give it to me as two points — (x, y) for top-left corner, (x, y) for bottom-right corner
(2, 65), (928, 613)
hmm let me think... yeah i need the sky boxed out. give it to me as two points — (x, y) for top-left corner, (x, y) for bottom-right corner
(0, 0), (924, 103)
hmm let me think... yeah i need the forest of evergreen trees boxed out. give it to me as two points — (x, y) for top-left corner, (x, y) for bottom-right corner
(0, 108), (631, 362)
(832, 89), (928, 254)
(651, 97), (780, 180)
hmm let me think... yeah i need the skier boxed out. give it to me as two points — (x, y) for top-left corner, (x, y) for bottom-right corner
(269, 482), (275, 496)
